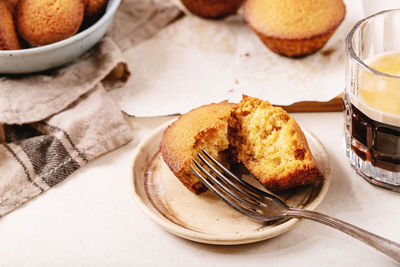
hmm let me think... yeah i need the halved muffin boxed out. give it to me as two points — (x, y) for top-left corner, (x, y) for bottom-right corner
(0, 1), (21, 50)
(181, 0), (243, 19)
(228, 96), (322, 191)
(244, 0), (346, 57)
(160, 101), (236, 194)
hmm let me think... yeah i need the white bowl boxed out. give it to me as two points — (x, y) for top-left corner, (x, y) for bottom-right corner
(0, 0), (120, 74)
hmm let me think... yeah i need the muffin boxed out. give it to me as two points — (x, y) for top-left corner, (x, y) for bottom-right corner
(16, 0), (85, 46)
(84, 0), (108, 25)
(4, 0), (18, 8)
(244, 0), (346, 57)
(181, 0), (243, 19)
(160, 101), (236, 194)
(0, 1), (21, 50)
(228, 96), (322, 191)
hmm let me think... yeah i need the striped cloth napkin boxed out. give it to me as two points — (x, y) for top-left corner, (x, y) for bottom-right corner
(0, 85), (133, 216)
(0, 0), (181, 216)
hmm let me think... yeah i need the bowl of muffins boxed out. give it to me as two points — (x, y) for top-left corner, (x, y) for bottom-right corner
(0, 0), (120, 74)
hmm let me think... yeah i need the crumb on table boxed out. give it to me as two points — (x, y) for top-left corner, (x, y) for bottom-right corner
(320, 48), (335, 56)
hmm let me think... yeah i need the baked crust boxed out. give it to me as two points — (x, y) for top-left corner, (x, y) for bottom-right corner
(244, 0), (346, 57)
(228, 96), (323, 191)
(160, 101), (236, 194)
(248, 25), (339, 58)
(181, 0), (243, 19)
(16, 0), (84, 46)
(0, 1), (21, 50)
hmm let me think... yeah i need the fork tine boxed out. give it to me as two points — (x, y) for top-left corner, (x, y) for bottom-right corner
(196, 153), (265, 206)
(201, 149), (287, 206)
(192, 159), (259, 208)
(190, 165), (265, 221)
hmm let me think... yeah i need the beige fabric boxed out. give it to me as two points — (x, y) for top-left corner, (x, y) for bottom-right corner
(0, 85), (133, 216)
(0, 38), (128, 124)
(47, 85), (133, 161)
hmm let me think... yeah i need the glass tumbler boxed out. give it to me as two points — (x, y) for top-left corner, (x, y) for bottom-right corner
(345, 9), (400, 191)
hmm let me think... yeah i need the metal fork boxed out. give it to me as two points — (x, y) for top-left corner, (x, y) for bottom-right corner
(190, 150), (400, 262)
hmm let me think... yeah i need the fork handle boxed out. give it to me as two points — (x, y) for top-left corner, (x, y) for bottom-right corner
(287, 208), (400, 262)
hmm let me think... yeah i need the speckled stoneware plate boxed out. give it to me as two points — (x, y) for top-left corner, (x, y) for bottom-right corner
(131, 120), (331, 245)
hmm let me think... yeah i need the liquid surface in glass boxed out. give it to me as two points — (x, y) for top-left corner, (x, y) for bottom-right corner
(360, 52), (400, 117)
(350, 52), (400, 173)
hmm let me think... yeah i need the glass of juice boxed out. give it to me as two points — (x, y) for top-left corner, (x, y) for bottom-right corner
(345, 9), (400, 191)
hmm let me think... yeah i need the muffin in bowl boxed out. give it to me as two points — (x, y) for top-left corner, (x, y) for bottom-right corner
(0, 1), (21, 50)
(17, 0), (85, 46)
(244, 0), (346, 57)
(84, 0), (109, 25)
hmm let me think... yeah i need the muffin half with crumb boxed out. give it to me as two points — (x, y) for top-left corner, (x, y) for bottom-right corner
(181, 0), (243, 19)
(244, 0), (346, 57)
(228, 96), (322, 191)
(160, 101), (236, 194)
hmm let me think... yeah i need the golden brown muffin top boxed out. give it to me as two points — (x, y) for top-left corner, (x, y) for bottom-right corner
(17, 0), (84, 46)
(160, 101), (236, 175)
(244, 0), (346, 39)
(0, 1), (20, 50)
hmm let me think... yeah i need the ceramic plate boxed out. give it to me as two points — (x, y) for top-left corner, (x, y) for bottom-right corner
(131, 120), (331, 245)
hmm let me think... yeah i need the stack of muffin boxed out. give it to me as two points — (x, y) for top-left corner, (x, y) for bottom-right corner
(181, 0), (346, 57)
(0, 0), (109, 50)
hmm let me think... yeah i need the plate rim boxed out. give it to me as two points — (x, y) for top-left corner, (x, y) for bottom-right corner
(130, 119), (331, 245)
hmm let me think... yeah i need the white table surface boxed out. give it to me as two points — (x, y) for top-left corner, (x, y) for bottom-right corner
(0, 112), (399, 267)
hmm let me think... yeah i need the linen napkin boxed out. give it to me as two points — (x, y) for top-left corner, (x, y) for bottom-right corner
(0, 85), (132, 216)
(0, 38), (128, 124)
(0, 0), (181, 216)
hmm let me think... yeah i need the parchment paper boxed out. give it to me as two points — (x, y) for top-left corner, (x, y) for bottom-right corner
(109, 0), (364, 116)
